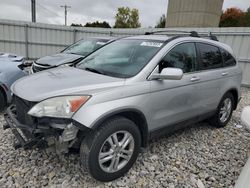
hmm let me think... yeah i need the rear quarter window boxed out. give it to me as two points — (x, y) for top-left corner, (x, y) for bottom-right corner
(197, 43), (223, 70)
(221, 48), (236, 67)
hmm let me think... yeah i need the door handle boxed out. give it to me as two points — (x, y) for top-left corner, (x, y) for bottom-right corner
(190, 77), (200, 82)
(222, 72), (229, 76)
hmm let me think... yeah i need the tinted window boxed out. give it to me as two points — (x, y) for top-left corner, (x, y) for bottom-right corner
(198, 43), (223, 70)
(159, 43), (197, 73)
(221, 48), (236, 67)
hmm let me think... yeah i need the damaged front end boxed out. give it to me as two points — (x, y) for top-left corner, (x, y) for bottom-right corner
(3, 99), (89, 154)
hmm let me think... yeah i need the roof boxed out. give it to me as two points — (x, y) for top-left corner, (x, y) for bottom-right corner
(123, 34), (233, 53)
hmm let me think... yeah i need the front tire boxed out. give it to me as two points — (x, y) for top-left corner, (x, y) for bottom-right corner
(80, 116), (141, 182)
(209, 93), (234, 128)
(0, 91), (6, 111)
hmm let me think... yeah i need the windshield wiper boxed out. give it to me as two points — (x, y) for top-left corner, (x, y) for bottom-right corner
(85, 67), (106, 75)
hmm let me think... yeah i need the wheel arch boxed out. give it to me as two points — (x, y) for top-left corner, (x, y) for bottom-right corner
(92, 108), (149, 147)
(225, 88), (239, 110)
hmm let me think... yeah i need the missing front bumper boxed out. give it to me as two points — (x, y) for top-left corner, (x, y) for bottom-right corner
(4, 105), (58, 150)
(3, 105), (89, 153)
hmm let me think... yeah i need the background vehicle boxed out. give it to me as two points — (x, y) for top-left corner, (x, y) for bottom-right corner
(31, 37), (114, 73)
(235, 106), (250, 188)
(4, 31), (242, 181)
(0, 53), (28, 111)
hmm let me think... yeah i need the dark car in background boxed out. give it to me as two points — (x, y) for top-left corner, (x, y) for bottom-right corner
(31, 37), (114, 73)
(0, 53), (28, 111)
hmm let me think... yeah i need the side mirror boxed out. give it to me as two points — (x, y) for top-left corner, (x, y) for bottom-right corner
(241, 106), (250, 130)
(149, 68), (183, 80)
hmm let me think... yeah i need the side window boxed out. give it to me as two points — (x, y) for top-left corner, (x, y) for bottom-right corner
(221, 48), (236, 67)
(198, 43), (223, 70)
(159, 43), (197, 73)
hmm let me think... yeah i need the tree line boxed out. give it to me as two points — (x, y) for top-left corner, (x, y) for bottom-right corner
(219, 7), (250, 27)
(71, 6), (250, 28)
(155, 7), (250, 28)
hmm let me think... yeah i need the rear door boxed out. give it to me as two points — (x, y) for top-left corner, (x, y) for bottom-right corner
(191, 43), (224, 115)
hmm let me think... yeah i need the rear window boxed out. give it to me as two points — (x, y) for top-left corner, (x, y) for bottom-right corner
(198, 43), (223, 70)
(221, 48), (236, 67)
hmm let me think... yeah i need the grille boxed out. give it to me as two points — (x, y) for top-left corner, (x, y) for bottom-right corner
(14, 95), (36, 126)
(32, 62), (54, 73)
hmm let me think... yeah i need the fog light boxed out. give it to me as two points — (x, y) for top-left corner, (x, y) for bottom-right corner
(60, 123), (78, 142)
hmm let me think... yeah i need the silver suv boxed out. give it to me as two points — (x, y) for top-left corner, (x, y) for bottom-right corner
(4, 31), (242, 181)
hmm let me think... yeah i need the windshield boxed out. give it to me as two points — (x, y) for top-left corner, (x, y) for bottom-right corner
(77, 39), (165, 78)
(62, 39), (108, 56)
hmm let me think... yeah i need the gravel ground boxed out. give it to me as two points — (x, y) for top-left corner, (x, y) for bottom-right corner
(0, 88), (250, 188)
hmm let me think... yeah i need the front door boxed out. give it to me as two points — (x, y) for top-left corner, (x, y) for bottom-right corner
(148, 42), (200, 131)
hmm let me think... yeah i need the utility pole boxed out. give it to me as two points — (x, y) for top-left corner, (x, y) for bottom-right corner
(31, 0), (36, 22)
(60, 4), (71, 26)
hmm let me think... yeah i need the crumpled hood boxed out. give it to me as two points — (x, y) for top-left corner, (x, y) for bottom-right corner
(36, 53), (83, 66)
(11, 67), (125, 102)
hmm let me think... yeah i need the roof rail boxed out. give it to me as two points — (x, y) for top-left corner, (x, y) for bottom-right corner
(208, 32), (218, 41)
(197, 32), (218, 41)
(144, 30), (218, 41)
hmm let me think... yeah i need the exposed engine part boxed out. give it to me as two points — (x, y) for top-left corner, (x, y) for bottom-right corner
(50, 123), (67, 129)
(60, 123), (79, 142)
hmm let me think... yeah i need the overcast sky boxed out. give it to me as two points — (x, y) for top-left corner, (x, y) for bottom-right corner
(0, 0), (250, 27)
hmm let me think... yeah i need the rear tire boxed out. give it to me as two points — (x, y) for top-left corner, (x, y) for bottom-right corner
(209, 93), (234, 128)
(0, 91), (6, 111)
(80, 116), (141, 182)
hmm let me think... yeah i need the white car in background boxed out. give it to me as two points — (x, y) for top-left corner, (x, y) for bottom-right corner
(235, 106), (250, 188)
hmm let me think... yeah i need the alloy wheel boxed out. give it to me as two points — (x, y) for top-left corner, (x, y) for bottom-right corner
(98, 131), (135, 173)
(219, 98), (232, 123)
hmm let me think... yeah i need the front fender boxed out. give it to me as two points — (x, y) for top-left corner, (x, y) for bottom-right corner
(72, 94), (150, 129)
